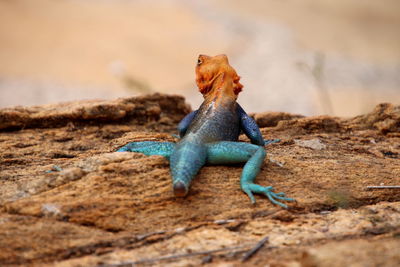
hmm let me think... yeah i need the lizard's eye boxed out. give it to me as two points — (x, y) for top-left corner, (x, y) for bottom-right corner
(197, 58), (202, 66)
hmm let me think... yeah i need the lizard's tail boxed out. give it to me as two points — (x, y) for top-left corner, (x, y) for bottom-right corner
(170, 142), (207, 197)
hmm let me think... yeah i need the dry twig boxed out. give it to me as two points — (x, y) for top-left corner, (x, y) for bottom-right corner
(241, 236), (270, 262)
(366, 186), (400, 189)
(99, 245), (251, 267)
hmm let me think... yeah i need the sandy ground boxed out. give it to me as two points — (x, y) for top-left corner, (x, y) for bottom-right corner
(0, 0), (399, 116)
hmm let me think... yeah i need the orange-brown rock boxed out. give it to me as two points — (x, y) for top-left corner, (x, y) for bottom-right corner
(0, 94), (399, 266)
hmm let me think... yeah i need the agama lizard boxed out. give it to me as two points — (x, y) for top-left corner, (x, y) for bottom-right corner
(117, 54), (294, 208)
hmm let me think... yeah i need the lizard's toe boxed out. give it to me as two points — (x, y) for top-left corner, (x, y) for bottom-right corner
(242, 183), (295, 208)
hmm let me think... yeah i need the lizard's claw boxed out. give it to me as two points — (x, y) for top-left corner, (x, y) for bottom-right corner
(242, 183), (295, 208)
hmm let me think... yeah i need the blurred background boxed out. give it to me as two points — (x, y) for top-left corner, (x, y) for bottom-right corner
(0, 0), (399, 116)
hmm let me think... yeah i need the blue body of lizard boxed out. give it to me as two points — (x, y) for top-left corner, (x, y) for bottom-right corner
(117, 55), (294, 208)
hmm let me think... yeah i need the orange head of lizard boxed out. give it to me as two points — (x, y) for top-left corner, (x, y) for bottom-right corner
(195, 54), (243, 98)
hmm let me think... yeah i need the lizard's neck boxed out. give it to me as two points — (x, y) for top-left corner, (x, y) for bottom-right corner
(203, 72), (237, 106)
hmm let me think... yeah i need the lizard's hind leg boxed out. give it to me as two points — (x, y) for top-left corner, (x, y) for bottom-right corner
(117, 141), (175, 160)
(206, 141), (294, 208)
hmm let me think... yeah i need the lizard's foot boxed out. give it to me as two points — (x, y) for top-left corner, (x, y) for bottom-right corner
(241, 183), (295, 208)
(206, 141), (294, 208)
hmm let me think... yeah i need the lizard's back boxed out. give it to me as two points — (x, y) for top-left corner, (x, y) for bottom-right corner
(181, 97), (240, 145)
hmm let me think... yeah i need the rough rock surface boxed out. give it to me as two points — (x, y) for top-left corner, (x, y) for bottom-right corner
(0, 94), (399, 266)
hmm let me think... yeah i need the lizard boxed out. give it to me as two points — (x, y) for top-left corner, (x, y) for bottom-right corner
(117, 54), (294, 208)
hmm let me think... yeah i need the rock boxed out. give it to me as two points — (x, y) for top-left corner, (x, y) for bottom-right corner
(0, 97), (399, 266)
(0, 93), (190, 130)
(294, 139), (326, 150)
(301, 238), (400, 267)
(253, 112), (304, 127)
(273, 115), (342, 135)
(345, 103), (400, 134)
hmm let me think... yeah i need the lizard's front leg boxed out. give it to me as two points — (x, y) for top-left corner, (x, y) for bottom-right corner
(206, 141), (294, 208)
(177, 110), (198, 137)
(117, 141), (175, 160)
(237, 104), (280, 146)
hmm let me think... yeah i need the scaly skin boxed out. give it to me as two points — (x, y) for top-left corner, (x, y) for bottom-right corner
(117, 54), (294, 208)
